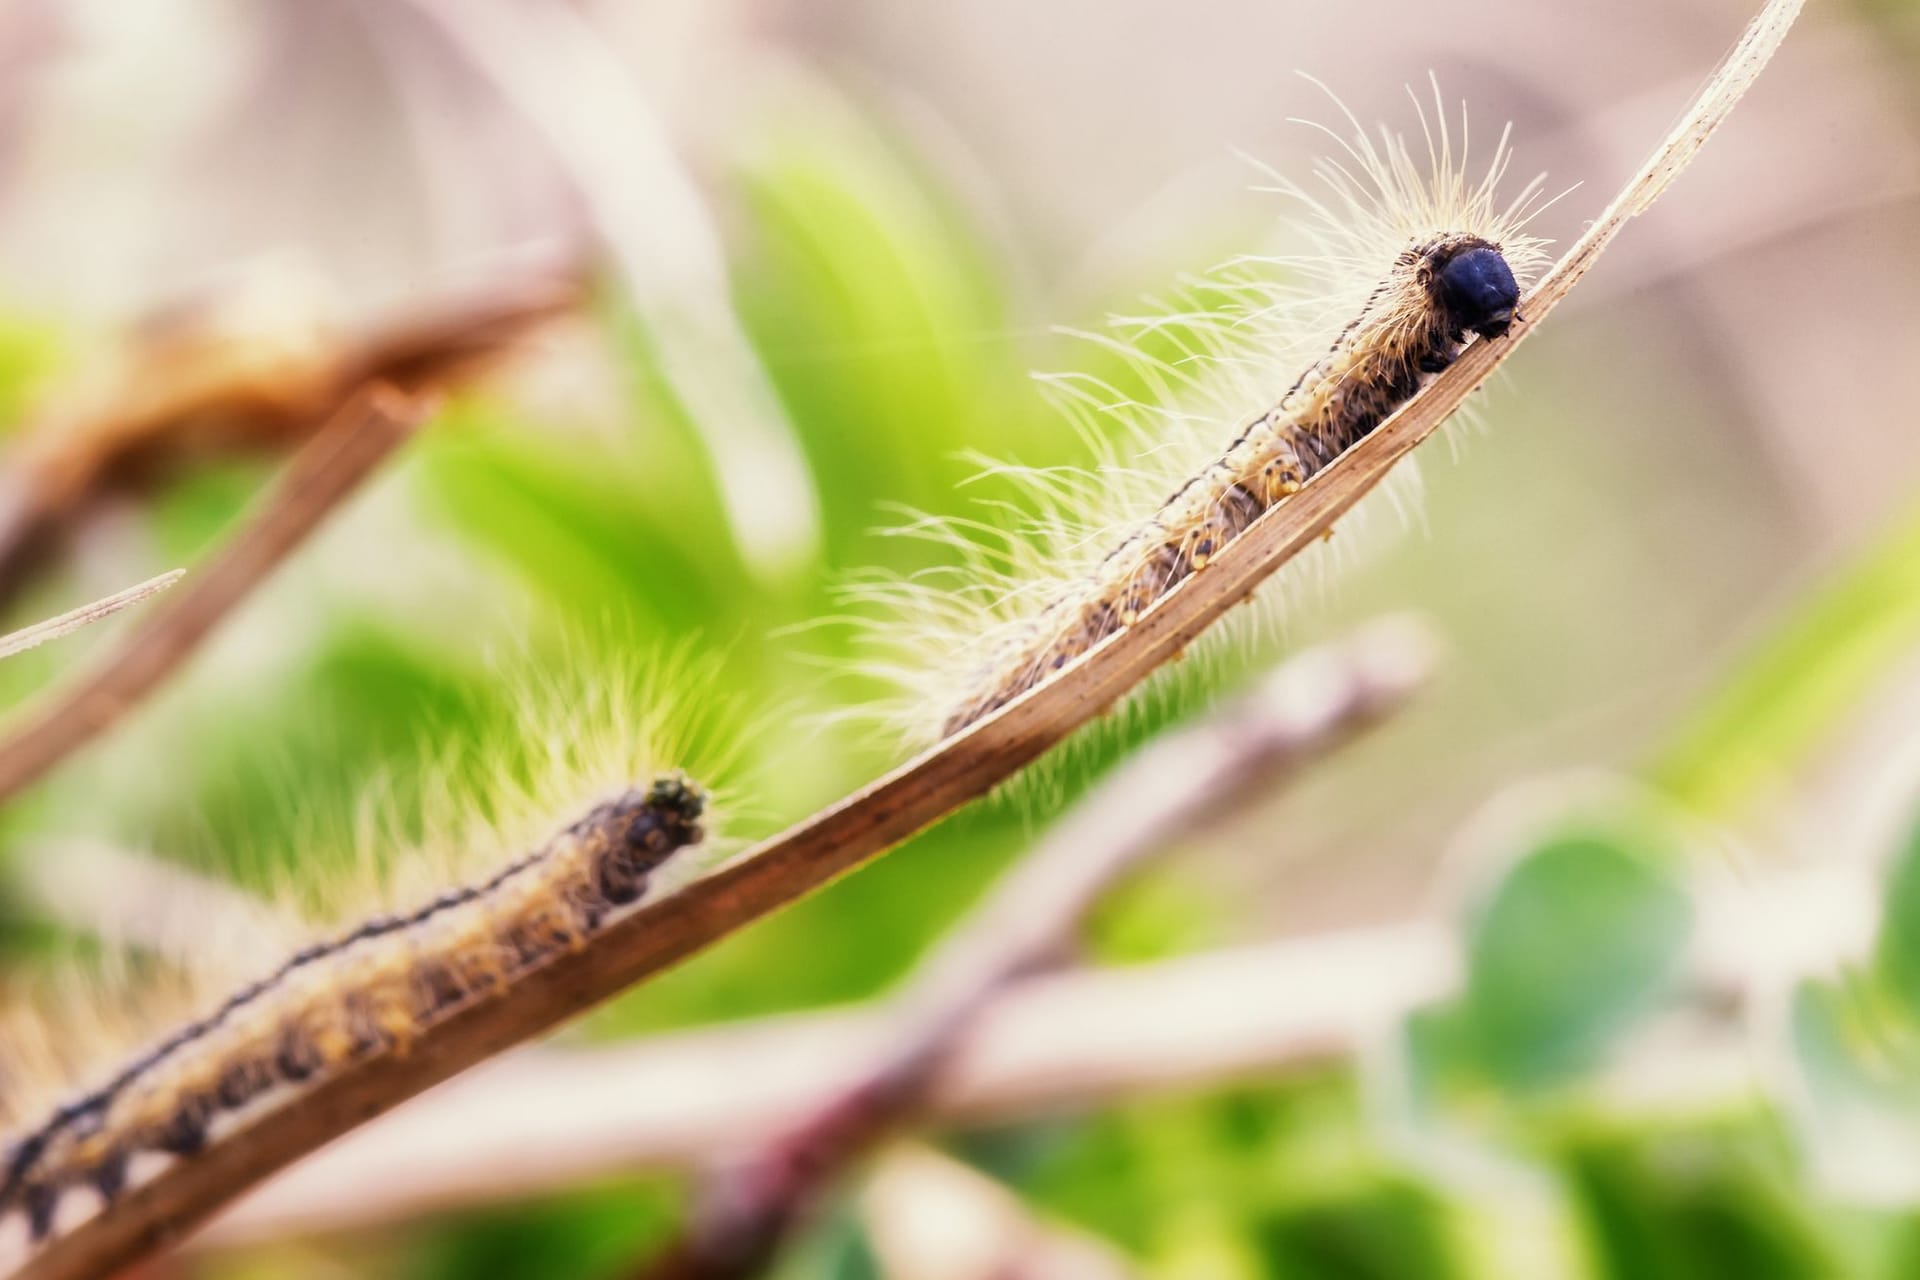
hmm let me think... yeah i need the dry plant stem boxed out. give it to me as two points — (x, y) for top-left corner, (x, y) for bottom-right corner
(0, 387), (433, 805)
(0, 571), (184, 662)
(12, 838), (298, 966)
(8, 6), (1801, 1277)
(0, 275), (575, 610)
(203, 924), (1455, 1244)
(197, 855), (1864, 1244)
(859, 1146), (1142, 1280)
(639, 620), (1435, 1280)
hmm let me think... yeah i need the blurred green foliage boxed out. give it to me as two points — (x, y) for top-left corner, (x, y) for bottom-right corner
(4, 70), (1920, 1280)
(1654, 508), (1920, 819)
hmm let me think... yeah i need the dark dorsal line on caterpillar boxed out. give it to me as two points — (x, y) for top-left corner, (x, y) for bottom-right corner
(939, 232), (1522, 736)
(0, 774), (708, 1247)
(841, 83), (1554, 751)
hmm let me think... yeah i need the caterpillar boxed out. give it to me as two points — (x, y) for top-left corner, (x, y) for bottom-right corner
(0, 777), (706, 1248)
(0, 664), (723, 1257)
(854, 82), (1553, 745)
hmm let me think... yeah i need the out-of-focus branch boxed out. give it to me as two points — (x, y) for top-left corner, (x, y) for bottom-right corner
(0, 570), (181, 662)
(392, 0), (822, 576)
(10, 838), (299, 969)
(194, 852), (1866, 1249)
(201, 923), (1454, 1248)
(0, 385), (435, 803)
(0, 273), (575, 611)
(635, 619), (1437, 1280)
(859, 1146), (1141, 1280)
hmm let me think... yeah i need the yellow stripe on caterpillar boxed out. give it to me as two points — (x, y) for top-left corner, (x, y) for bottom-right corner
(848, 80), (1553, 750)
(0, 775), (707, 1246)
(943, 232), (1522, 735)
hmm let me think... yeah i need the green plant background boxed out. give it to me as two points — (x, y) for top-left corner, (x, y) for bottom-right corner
(2, 66), (1918, 1280)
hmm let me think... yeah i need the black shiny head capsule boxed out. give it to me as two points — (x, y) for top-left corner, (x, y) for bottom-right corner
(644, 773), (705, 830)
(1433, 242), (1519, 340)
(593, 775), (708, 908)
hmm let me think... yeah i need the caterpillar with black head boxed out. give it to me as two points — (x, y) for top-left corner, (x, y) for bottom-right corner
(853, 80), (1553, 746)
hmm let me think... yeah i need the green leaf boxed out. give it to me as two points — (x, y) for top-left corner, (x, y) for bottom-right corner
(726, 92), (1024, 569)
(1461, 814), (1693, 1091)
(1877, 820), (1920, 1019)
(1560, 1125), (1834, 1280)
(1251, 1177), (1462, 1280)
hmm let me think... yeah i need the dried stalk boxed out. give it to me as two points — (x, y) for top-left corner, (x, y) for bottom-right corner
(859, 1146), (1142, 1280)
(199, 923), (1450, 1245)
(0, 571), (183, 662)
(203, 845), (1858, 1247)
(0, 387), (434, 804)
(7, 4), (1803, 1276)
(638, 619), (1434, 1279)
(0, 275), (574, 610)
(198, 848), (1862, 1246)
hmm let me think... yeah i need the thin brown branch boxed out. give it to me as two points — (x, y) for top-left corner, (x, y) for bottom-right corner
(0, 274), (576, 611)
(7, 5), (1803, 1276)
(0, 570), (183, 662)
(0, 386), (435, 804)
(639, 619), (1435, 1279)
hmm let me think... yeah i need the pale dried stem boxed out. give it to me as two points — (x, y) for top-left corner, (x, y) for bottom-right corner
(0, 571), (183, 663)
(859, 1146), (1142, 1280)
(207, 841), (1863, 1248)
(0, 387), (435, 804)
(11, 839), (300, 966)
(6, 3), (1803, 1275)
(0, 274), (576, 609)
(200, 855), (1863, 1246)
(199, 924), (1453, 1245)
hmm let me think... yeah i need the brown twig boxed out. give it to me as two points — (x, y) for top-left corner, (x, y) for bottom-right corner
(638, 619), (1435, 1279)
(0, 274), (576, 611)
(0, 570), (183, 662)
(0, 386), (435, 804)
(4, 5), (1802, 1276)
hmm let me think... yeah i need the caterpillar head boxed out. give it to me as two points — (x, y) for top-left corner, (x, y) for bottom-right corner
(641, 772), (707, 841)
(1431, 238), (1520, 340)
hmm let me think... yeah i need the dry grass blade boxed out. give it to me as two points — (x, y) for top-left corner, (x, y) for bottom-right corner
(0, 386), (434, 805)
(0, 570), (184, 662)
(6, 2), (1803, 1276)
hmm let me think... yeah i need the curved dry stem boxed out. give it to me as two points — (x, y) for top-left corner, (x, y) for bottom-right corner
(0, 275), (576, 611)
(0, 387), (435, 804)
(6, 2), (1803, 1275)
(0, 571), (184, 663)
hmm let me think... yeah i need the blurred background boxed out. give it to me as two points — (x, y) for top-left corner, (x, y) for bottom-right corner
(2, 0), (1920, 1276)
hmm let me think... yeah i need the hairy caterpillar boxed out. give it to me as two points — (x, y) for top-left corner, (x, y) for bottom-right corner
(856, 83), (1552, 744)
(0, 668), (722, 1256)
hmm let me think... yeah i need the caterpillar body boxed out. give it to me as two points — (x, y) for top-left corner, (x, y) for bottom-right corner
(944, 233), (1520, 735)
(0, 773), (708, 1250)
(860, 85), (1553, 746)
